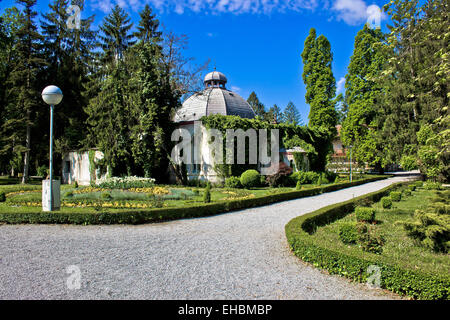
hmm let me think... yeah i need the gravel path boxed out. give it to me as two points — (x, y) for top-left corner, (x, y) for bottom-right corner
(0, 175), (415, 300)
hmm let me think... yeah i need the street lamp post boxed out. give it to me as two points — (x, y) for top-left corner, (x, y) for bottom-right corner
(42, 85), (63, 212)
(349, 145), (353, 182)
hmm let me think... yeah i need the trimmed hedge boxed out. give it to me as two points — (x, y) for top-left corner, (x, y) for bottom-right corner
(0, 176), (388, 225)
(355, 207), (376, 223)
(390, 191), (402, 202)
(381, 197), (392, 209)
(285, 182), (450, 300)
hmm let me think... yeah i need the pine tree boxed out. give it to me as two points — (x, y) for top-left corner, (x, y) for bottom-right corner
(301, 28), (337, 132)
(99, 4), (135, 64)
(341, 24), (386, 167)
(282, 102), (302, 125)
(3, 0), (46, 183)
(247, 91), (265, 118)
(134, 4), (162, 44)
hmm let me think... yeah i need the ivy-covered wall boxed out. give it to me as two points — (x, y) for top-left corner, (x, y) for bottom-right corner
(200, 115), (333, 174)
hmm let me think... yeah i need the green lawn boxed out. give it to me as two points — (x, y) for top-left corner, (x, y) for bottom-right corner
(309, 188), (450, 276)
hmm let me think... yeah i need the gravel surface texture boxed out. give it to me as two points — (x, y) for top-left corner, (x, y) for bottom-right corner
(0, 175), (415, 300)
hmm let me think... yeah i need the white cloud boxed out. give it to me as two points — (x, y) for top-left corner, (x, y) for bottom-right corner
(332, 0), (386, 26)
(337, 77), (345, 93)
(231, 86), (241, 92)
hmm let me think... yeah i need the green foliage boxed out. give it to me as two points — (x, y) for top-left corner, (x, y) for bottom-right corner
(301, 28), (337, 131)
(101, 192), (112, 200)
(73, 181), (78, 189)
(355, 206), (375, 223)
(400, 155), (418, 171)
(414, 181), (424, 188)
(265, 163), (293, 187)
(408, 184), (416, 191)
(291, 171), (320, 185)
(381, 197), (392, 209)
(240, 170), (260, 189)
(285, 183), (450, 299)
(36, 166), (48, 177)
(64, 191), (73, 198)
(339, 222), (358, 244)
(0, 191), (5, 202)
(97, 176), (155, 189)
(203, 182), (211, 203)
(424, 182), (442, 190)
(400, 210), (449, 253)
(282, 101), (302, 125)
(390, 191), (401, 202)
(224, 176), (242, 189)
(296, 181), (302, 190)
(247, 91), (265, 118)
(403, 189), (411, 197)
(356, 223), (385, 254)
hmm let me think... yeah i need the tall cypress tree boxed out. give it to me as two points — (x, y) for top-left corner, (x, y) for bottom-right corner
(301, 28), (337, 132)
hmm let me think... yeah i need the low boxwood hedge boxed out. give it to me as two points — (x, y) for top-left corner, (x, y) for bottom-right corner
(0, 176), (388, 225)
(285, 182), (450, 300)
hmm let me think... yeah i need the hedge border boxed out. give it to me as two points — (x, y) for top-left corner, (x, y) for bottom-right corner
(285, 182), (450, 300)
(0, 176), (388, 225)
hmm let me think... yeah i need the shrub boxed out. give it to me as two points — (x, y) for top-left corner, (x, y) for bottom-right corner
(430, 202), (449, 215)
(400, 210), (449, 253)
(97, 176), (155, 189)
(240, 170), (260, 189)
(403, 189), (412, 197)
(260, 175), (267, 187)
(390, 191), (402, 202)
(74, 181), (79, 189)
(408, 184), (416, 191)
(101, 192), (112, 200)
(224, 176), (242, 189)
(203, 183), (211, 203)
(296, 181), (302, 190)
(381, 197), (392, 209)
(0, 192), (5, 202)
(265, 162), (293, 187)
(356, 223), (385, 254)
(36, 165), (48, 178)
(317, 176), (323, 186)
(355, 206), (376, 223)
(424, 182), (442, 190)
(339, 222), (358, 244)
(292, 171), (320, 185)
(334, 176), (340, 184)
(414, 181), (424, 188)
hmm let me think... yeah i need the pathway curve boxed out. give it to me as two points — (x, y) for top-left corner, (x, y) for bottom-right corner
(0, 175), (415, 299)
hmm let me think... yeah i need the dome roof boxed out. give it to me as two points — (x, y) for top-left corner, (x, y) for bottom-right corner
(174, 88), (256, 123)
(204, 71), (227, 85)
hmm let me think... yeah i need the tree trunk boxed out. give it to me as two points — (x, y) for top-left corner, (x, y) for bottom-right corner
(22, 110), (31, 184)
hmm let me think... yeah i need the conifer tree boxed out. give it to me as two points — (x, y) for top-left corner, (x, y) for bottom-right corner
(282, 102), (302, 126)
(301, 28), (337, 132)
(247, 91), (265, 118)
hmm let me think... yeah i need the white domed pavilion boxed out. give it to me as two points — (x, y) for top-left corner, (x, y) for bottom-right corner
(174, 71), (256, 123)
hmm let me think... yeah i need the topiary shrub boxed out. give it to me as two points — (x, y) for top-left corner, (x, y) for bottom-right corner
(381, 197), (392, 209)
(203, 183), (211, 203)
(399, 210), (449, 253)
(355, 206), (376, 223)
(408, 184), (416, 191)
(0, 192), (5, 202)
(240, 170), (260, 189)
(339, 222), (358, 244)
(403, 189), (412, 197)
(390, 191), (402, 202)
(356, 223), (385, 254)
(424, 182), (442, 190)
(224, 176), (242, 189)
(414, 181), (424, 188)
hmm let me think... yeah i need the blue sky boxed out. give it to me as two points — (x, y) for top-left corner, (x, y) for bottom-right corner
(0, 0), (389, 122)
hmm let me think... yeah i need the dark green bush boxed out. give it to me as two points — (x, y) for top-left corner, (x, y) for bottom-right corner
(74, 181), (79, 189)
(414, 181), (424, 188)
(408, 184), (416, 191)
(381, 197), (392, 209)
(203, 183), (211, 203)
(0, 192), (5, 202)
(291, 171), (320, 184)
(240, 170), (260, 189)
(339, 222), (358, 244)
(356, 223), (385, 254)
(390, 191), (402, 202)
(224, 176), (242, 189)
(355, 206), (376, 223)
